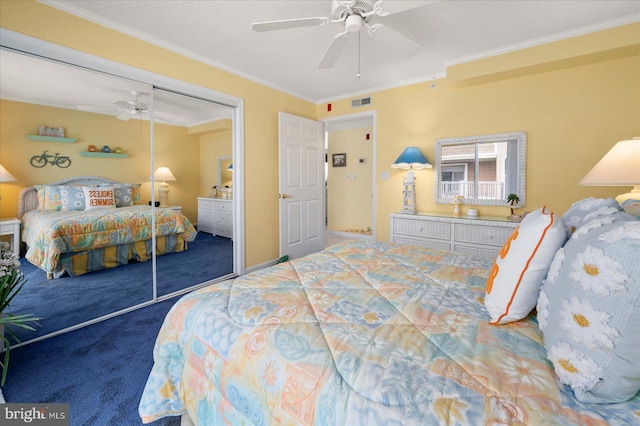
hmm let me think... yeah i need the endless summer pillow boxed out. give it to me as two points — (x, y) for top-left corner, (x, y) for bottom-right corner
(537, 210), (640, 403)
(82, 186), (116, 210)
(485, 206), (566, 324)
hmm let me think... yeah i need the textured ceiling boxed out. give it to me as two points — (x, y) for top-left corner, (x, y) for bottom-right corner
(1, 1), (638, 126)
(41, 0), (640, 102)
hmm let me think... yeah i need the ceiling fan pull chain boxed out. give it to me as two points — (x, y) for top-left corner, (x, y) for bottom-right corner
(357, 30), (362, 79)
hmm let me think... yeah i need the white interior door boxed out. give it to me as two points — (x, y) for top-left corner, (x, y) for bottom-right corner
(279, 112), (324, 259)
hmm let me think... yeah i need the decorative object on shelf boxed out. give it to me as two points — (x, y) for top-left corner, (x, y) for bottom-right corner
(87, 144), (98, 152)
(0, 241), (40, 386)
(30, 150), (71, 168)
(332, 153), (346, 167)
(467, 208), (479, 218)
(38, 125), (64, 138)
(113, 146), (125, 154)
(452, 195), (463, 216)
(150, 166), (177, 208)
(506, 193), (523, 221)
(101, 145), (111, 153)
(210, 185), (219, 198)
(391, 146), (432, 214)
(579, 137), (640, 204)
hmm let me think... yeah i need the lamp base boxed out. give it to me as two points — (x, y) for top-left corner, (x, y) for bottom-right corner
(402, 177), (417, 214)
(615, 185), (640, 205)
(157, 182), (170, 208)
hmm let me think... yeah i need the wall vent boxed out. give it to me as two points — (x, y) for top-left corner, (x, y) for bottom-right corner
(351, 97), (372, 108)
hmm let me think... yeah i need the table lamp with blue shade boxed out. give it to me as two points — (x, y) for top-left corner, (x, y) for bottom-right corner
(227, 163), (233, 172)
(391, 147), (432, 214)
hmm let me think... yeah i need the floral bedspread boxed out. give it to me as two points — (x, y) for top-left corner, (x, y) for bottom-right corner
(139, 239), (639, 425)
(22, 206), (197, 275)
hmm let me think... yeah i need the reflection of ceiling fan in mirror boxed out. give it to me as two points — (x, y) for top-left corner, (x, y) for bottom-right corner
(252, 0), (425, 69)
(77, 90), (181, 124)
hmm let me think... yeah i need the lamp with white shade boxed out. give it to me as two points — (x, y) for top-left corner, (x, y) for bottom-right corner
(150, 166), (177, 208)
(391, 147), (432, 214)
(579, 137), (640, 204)
(0, 164), (17, 201)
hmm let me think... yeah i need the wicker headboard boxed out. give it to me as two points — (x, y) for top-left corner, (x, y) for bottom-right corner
(17, 176), (123, 218)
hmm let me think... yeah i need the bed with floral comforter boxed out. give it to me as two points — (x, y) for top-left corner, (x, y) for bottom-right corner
(22, 206), (197, 278)
(139, 239), (639, 425)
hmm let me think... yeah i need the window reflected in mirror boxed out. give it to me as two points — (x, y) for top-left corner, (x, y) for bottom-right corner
(435, 132), (526, 206)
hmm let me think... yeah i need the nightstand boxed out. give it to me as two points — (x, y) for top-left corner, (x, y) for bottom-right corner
(0, 218), (21, 256)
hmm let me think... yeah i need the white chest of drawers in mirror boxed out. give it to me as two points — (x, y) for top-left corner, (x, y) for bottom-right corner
(390, 213), (517, 259)
(198, 197), (233, 239)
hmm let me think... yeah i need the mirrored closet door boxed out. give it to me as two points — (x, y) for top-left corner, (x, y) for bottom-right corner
(1, 49), (235, 343)
(151, 88), (235, 297)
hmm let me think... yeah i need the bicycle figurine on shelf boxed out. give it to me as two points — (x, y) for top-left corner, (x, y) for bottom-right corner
(30, 150), (72, 168)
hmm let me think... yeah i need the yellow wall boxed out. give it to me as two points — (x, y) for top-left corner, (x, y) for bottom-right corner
(318, 24), (640, 241)
(327, 127), (373, 232)
(0, 99), (200, 221)
(1, 0), (316, 268)
(1, 1), (639, 262)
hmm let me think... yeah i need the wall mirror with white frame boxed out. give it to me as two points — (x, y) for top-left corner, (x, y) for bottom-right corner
(434, 131), (527, 206)
(218, 156), (233, 193)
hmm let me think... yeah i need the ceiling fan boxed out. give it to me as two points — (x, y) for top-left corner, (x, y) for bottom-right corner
(77, 91), (180, 124)
(252, 0), (426, 69)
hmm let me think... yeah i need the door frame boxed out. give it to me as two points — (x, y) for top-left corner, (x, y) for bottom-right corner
(321, 110), (377, 240)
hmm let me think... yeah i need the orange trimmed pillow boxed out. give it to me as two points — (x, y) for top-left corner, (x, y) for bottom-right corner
(485, 206), (567, 324)
(82, 186), (116, 210)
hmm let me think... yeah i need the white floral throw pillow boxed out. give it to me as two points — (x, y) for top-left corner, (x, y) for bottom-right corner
(538, 209), (640, 403)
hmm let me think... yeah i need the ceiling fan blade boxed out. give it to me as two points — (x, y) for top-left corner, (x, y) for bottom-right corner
(318, 33), (350, 69)
(370, 24), (424, 57)
(374, 0), (435, 16)
(252, 17), (329, 32)
(114, 100), (147, 110)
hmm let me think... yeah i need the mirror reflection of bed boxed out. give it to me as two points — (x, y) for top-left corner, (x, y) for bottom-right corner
(2, 51), (236, 343)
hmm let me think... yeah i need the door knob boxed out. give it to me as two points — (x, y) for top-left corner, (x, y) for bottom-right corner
(279, 194), (292, 199)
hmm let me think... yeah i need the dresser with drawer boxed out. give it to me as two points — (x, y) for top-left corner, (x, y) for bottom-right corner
(390, 212), (518, 259)
(197, 197), (233, 238)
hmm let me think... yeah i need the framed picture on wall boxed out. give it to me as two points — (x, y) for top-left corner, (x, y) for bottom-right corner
(332, 153), (346, 167)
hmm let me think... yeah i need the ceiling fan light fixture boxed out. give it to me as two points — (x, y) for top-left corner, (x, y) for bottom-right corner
(345, 14), (362, 33)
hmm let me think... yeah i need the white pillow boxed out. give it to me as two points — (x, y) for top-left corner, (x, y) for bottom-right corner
(83, 186), (116, 210)
(485, 206), (567, 324)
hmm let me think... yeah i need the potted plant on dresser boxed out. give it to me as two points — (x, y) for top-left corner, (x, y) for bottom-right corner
(1, 241), (40, 389)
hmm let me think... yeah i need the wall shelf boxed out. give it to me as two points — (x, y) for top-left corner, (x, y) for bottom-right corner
(26, 134), (77, 143)
(79, 151), (129, 158)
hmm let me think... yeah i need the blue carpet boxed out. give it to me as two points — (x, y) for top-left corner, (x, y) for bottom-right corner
(2, 295), (187, 425)
(7, 232), (233, 342)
